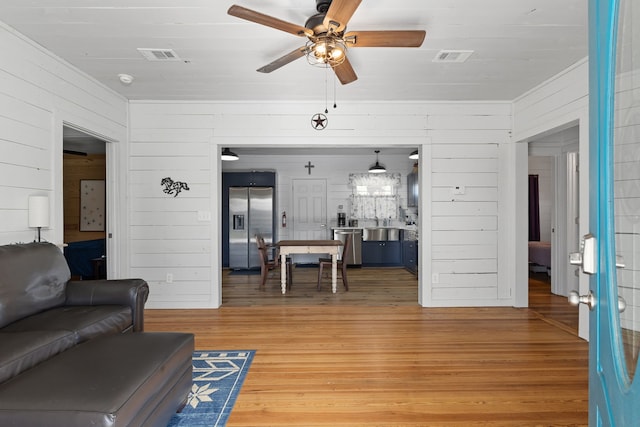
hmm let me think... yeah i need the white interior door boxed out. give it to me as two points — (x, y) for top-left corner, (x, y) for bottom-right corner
(292, 179), (327, 263)
(566, 151), (580, 296)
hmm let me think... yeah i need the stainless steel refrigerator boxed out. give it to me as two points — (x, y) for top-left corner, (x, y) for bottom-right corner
(229, 187), (274, 269)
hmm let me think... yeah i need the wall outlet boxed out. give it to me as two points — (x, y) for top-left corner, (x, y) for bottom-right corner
(166, 273), (173, 283)
(432, 273), (439, 284)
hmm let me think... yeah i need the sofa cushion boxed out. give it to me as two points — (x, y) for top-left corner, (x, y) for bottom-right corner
(0, 242), (70, 328)
(2, 306), (132, 342)
(0, 331), (77, 383)
(0, 332), (194, 427)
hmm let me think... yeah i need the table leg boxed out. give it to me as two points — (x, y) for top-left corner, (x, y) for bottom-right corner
(331, 253), (337, 293)
(280, 253), (287, 294)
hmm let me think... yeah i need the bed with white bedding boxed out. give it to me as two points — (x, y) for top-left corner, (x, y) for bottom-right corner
(529, 241), (551, 273)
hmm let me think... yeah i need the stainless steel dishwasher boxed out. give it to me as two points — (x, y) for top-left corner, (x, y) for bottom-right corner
(332, 228), (362, 266)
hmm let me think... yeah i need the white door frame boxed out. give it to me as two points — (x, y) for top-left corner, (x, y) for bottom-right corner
(58, 121), (120, 278)
(515, 119), (590, 340)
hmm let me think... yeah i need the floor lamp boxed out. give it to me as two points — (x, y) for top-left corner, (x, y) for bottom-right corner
(28, 195), (49, 242)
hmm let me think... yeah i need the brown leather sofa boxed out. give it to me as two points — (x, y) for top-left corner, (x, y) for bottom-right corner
(0, 242), (194, 427)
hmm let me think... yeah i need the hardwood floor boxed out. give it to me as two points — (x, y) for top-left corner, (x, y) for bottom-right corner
(528, 271), (579, 334)
(222, 266), (419, 307)
(145, 267), (587, 426)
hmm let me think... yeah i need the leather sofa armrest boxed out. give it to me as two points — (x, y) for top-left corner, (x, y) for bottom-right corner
(65, 279), (149, 332)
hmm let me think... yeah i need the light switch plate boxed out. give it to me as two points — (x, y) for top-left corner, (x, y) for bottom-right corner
(197, 211), (211, 221)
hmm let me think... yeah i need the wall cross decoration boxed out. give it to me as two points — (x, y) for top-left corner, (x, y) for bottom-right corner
(305, 161), (315, 175)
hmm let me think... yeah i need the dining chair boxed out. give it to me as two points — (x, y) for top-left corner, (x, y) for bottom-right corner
(256, 235), (292, 290)
(317, 233), (351, 291)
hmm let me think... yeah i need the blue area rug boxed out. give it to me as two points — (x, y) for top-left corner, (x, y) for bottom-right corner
(168, 350), (255, 427)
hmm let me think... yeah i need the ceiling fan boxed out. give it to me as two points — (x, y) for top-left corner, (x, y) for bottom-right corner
(227, 0), (426, 85)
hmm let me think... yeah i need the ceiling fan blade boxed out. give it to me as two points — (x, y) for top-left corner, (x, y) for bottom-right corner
(257, 47), (307, 73)
(344, 30), (426, 48)
(228, 5), (313, 38)
(324, 0), (362, 33)
(332, 57), (358, 85)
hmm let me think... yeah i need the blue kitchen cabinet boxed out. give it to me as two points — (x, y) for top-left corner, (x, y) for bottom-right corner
(362, 241), (402, 266)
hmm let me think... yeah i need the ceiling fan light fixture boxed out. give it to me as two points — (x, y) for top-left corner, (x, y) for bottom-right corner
(221, 147), (239, 161)
(409, 150), (419, 160)
(368, 150), (387, 174)
(306, 37), (346, 67)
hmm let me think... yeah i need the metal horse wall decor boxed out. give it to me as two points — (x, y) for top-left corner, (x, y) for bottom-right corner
(161, 177), (189, 197)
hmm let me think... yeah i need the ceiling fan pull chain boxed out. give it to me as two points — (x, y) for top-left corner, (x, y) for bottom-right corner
(325, 65), (329, 113)
(333, 71), (337, 109)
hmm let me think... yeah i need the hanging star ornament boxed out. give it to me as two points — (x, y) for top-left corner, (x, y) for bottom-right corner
(311, 113), (328, 130)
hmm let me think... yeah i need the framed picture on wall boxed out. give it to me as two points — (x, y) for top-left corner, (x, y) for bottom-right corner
(80, 179), (105, 231)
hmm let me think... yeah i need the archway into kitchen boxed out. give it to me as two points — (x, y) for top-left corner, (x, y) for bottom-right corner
(218, 145), (424, 306)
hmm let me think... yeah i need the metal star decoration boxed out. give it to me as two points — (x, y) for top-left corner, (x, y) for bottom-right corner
(311, 113), (327, 130)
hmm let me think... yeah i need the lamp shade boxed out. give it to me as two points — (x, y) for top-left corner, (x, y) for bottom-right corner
(221, 147), (239, 161)
(368, 150), (387, 174)
(28, 196), (50, 228)
(368, 162), (387, 174)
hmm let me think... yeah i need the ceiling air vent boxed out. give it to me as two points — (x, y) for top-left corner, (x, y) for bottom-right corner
(433, 50), (474, 63)
(137, 48), (181, 61)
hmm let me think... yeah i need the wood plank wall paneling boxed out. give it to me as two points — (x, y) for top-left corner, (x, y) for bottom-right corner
(0, 22), (126, 245)
(128, 106), (215, 307)
(129, 101), (515, 308)
(63, 154), (106, 243)
(513, 59), (588, 142)
(430, 143), (501, 302)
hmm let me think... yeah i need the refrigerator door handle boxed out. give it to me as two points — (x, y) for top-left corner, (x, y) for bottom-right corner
(233, 214), (245, 230)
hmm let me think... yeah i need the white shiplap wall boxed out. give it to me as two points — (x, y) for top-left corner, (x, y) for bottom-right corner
(425, 105), (512, 306)
(129, 101), (513, 308)
(0, 22), (127, 251)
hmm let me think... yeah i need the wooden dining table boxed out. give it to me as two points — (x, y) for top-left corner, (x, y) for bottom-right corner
(275, 240), (343, 294)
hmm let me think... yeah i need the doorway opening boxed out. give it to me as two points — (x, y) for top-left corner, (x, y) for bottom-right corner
(526, 124), (580, 332)
(62, 125), (108, 280)
(219, 147), (421, 306)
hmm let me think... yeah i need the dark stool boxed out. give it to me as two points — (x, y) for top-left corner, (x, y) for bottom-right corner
(285, 256), (293, 290)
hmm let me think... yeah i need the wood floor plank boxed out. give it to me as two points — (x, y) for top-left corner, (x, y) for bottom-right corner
(145, 267), (587, 426)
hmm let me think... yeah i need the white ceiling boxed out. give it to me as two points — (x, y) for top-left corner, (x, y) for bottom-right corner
(0, 0), (588, 102)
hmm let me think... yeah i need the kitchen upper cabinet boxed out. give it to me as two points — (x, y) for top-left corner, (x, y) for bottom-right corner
(362, 241), (402, 266)
(407, 165), (418, 207)
(223, 171), (276, 187)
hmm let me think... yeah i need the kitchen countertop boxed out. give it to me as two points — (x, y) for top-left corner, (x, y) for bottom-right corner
(331, 226), (418, 241)
(332, 226), (418, 230)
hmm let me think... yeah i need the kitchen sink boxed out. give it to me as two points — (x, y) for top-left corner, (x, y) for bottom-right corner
(362, 227), (400, 241)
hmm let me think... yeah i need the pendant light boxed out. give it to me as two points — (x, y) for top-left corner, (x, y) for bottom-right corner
(368, 150), (386, 174)
(221, 147), (239, 161)
(409, 150), (419, 160)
